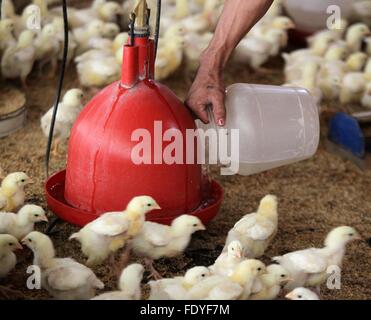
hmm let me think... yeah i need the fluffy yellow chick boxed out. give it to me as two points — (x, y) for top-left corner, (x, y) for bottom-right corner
(148, 266), (211, 300)
(41, 88), (84, 155)
(92, 264), (144, 300)
(285, 287), (320, 300)
(1, 30), (36, 88)
(103, 22), (120, 39)
(112, 32), (129, 53)
(250, 16), (295, 38)
(209, 240), (243, 277)
(345, 23), (370, 52)
(0, 234), (22, 278)
(273, 226), (362, 292)
(0, 19), (16, 53)
(249, 264), (291, 300)
(155, 35), (184, 81)
(346, 52), (368, 72)
(132, 215), (205, 279)
(34, 23), (60, 75)
(225, 195), (278, 258)
(340, 72), (367, 104)
(70, 196), (160, 266)
(308, 19), (349, 46)
(1, 0), (15, 19)
(0, 172), (33, 212)
(73, 20), (105, 55)
(187, 259), (266, 300)
(0, 205), (48, 240)
(22, 231), (104, 300)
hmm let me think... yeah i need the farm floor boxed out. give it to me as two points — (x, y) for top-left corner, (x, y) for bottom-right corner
(0, 58), (370, 300)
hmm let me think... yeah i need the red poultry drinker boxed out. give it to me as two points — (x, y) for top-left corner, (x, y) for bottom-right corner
(45, 0), (223, 227)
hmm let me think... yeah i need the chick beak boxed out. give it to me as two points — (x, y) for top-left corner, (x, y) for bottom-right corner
(235, 250), (242, 259)
(21, 238), (27, 245)
(15, 243), (23, 250)
(199, 223), (206, 231)
(287, 22), (296, 29)
(27, 179), (34, 184)
(153, 204), (161, 210)
(355, 234), (363, 241)
(41, 216), (49, 222)
(285, 292), (295, 300)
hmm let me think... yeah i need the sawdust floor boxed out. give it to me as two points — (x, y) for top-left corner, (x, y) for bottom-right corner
(0, 58), (370, 300)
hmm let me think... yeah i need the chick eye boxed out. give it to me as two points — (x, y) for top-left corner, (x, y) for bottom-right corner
(231, 248), (234, 251)
(20, 179), (25, 183)
(28, 239), (32, 242)
(193, 223), (198, 227)
(281, 274), (285, 278)
(34, 214), (39, 217)
(147, 203), (152, 207)
(298, 295), (302, 299)
(257, 267), (262, 271)
(201, 274), (206, 277)
(8, 243), (13, 246)
(348, 233), (354, 237)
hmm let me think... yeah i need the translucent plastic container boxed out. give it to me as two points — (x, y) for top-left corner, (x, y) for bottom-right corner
(197, 84), (320, 176)
(283, 0), (354, 33)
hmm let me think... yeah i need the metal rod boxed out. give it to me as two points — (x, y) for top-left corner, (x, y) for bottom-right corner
(45, 0), (69, 177)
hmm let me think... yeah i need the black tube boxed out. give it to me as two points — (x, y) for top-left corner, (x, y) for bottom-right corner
(45, 0), (69, 177)
(154, 0), (161, 58)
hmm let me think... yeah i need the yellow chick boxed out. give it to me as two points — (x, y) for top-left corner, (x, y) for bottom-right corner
(346, 52), (368, 72)
(103, 22), (120, 39)
(92, 264), (144, 300)
(0, 172), (33, 212)
(155, 35), (184, 80)
(1, 0), (15, 19)
(308, 19), (349, 46)
(0, 234), (22, 278)
(132, 215), (205, 279)
(0, 19), (16, 53)
(73, 20), (105, 55)
(70, 196), (160, 266)
(187, 259), (266, 300)
(249, 264), (291, 300)
(209, 240), (243, 277)
(285, 287), (320, 300)
(273, 226), (362, 292)
(340, 72), (367, 104)
(22, 231), (104, 300)
(0, 205), (48, 240)
(225, 195), (278, 258)
(250, 16), (295, 38)
(345, 23), (370, 52)
(148, 266), (211, 300)
(40, 89), (84, 155)
(112, 32), (129, 53)
(34, 23), (60, 75)
(1, 30), (36, 88)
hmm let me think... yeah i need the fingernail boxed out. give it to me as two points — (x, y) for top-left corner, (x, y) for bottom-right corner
(218, 119), (225, 126)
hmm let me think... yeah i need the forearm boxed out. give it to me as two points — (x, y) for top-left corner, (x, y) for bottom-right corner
(201, 0), (273, 72)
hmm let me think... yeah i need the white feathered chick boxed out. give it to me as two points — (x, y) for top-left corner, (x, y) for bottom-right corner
(40, 88), (84, 155)
(132, 214), (205, 279)
(209, 240), (243, 277)
(273, 226), (362, 291)
(22, 231), (104, 299)
(70, 196), (160, 266)
(148, 266), (211, 300)
(225, 195), (278, 258)
(0, 205), (47, 240)
(0, 172), (33, 212)
(0, 234), (22, 278)
(92, 264), (144, 300)
(285, 287), (320, 300)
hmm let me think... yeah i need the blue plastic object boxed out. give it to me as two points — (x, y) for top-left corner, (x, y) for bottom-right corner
(328, 112), (365, 158)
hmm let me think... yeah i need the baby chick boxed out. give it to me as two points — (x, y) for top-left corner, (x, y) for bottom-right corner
(132, 215), (205, 279)
(148, 266), (211, 300)
(34, 23), (60, 76)
(249, 264), (291, 300)
(70, 196), (160, 266)
(0, 19), (16, 54)
(40, 88), (84, 155)
(73, 20), (105, 55)
(0, 205), (47, 240)
(273, 226), (362, 291)
(361, 83), (371, 109)
(22, 231), (104, 300)
(345, 23), (370, 52)
(225, 195), (278, 258)
(1, 30), (36, 88)
(0, 234), (22, 278)
(285, 287), (320, 300)
(209, 240), (243, 277)
(187, 259), (266, 300)
(92, 264), (144, 300)
(0, 172), (33, 212)
(340, 72), (367, 104)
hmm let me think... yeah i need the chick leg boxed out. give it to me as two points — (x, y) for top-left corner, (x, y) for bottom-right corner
(144, 258), (162, 280)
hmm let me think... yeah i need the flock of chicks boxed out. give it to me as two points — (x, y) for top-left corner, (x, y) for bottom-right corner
(283, 21), (371, 109)
(0, 0), (295, 89)
(0, 168), (363, 300)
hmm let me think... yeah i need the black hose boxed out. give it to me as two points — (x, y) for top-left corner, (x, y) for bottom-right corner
(154, 0), (161, 58)
(45, 0), (69, 177)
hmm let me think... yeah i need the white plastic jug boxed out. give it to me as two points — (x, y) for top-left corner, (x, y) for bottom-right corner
(197, 84), (320, 176)
(283, 0), (355, 33)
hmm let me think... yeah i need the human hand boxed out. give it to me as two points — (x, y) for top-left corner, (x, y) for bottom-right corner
(185, 57), (226, 126)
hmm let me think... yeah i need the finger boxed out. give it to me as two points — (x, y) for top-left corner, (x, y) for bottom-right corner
(210, 92), (226, 126)
(185, 100), (209, 124)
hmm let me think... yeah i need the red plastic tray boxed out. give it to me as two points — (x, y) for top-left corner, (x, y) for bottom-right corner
(45, 170), (223, 227)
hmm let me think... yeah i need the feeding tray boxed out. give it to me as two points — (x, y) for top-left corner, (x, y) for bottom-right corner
(45, 170), (223, 226)
(0, 86), (26, 138)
